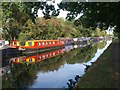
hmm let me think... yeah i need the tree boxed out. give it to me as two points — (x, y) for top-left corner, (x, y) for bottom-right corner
(1, 2), (61, 40)
(58, 2), (120, 37)
(2, 2), (31, 40)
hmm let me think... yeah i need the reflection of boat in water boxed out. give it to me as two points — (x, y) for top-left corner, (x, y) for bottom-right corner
(74, 43), (91, 49)
(73, 37), (107, 49)
(10, 45), (75, 64)
(0, 55), (12, 77)
(11, 48), (64, 64)
(63, 45), (74, 52)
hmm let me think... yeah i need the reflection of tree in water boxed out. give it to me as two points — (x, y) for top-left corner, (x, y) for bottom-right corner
(2, 75), (13, 88)
(2, 64), (38, 88)
(32, 55), (65, 72)
(2, 54), (65, 88)
(97, 41), (107, 49)
(61, 41), (107, 64)
(2, 41), (107, 88)
(60, 44), (97, 64)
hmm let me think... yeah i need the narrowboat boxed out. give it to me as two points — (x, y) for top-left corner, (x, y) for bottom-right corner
(91, 37), (100, 42)
(0, 40), (9, 50)
(10, 40), (65, 53)
(73, 37), (91, 45)
(58, 38), (74, 45)
(0, 40), (9, 58)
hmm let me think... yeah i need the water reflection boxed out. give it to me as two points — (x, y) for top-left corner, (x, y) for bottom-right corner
(11, 48), (65, 65)
(84, 40), (112, 66)
(1, 39), (112, 88)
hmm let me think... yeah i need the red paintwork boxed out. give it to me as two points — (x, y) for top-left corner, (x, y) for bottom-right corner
(10, 40), (20, 48)
(11, 48), (64, 64)
(10, 40), (64, 49)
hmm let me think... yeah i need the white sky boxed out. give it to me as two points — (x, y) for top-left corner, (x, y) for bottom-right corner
(37, 0), (83, 20)
(106, 27), (114, 35)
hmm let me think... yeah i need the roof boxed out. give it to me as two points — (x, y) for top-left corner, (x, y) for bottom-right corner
(11, 40), (60, 42)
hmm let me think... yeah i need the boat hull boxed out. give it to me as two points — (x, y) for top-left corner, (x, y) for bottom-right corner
(21, 46), (65, 54)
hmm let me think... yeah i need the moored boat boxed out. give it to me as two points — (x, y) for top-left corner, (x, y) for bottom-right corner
(0, 40), (9, 50)
(10, 40), (65, 53)
(58, 38), (74, 45)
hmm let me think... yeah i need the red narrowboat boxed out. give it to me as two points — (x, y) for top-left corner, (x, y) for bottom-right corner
(10, 40), (65, 53)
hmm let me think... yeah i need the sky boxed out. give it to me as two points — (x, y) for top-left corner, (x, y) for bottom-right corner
(37, 0), (68, 19)
(37, 0), (83, 20)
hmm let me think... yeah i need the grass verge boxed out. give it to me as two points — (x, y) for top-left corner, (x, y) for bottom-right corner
(75, 39), (119, 88)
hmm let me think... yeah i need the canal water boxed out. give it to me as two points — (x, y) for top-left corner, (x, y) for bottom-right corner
(1, 39), (112, 89)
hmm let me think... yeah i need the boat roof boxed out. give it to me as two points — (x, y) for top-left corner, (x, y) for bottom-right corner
(11, 40), (60, 42)
(28, 40), (60, 42)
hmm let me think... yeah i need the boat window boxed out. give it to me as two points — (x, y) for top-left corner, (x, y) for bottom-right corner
(38, 56), (41, 60)
(13, 42), (16, 46)
(49, 42), (51, 44)
(19, 41), (25, 46)
(42, 55), (45, 59)
(17, 42), (19, 46)
(28, 42), (32, 46)
(29, 58), (32, 62)
(46, 42), (48, 45)
(15, 58), (17, 62)
(52, 41), (55, 44)
(46, 54), (48, 57)
(38, 42), (41, 46)
(53, 52), (55, 55)
(42, 42), (45, 45)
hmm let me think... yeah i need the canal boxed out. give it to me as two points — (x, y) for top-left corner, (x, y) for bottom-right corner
(1, 39), (112, 89)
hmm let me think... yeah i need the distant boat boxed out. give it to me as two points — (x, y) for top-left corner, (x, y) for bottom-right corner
(58, 38), (74, 45)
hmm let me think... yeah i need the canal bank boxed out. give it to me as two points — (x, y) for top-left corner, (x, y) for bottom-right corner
(75, 39), (119, 88)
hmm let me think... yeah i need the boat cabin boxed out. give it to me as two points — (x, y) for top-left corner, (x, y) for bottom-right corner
(10, 40), (64, 49)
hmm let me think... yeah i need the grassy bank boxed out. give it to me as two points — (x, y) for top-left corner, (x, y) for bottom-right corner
(75, 39), (119, 88)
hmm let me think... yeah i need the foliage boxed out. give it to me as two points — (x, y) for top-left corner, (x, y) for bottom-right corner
(2, 2), (30, 40)
(58, 2), (120, 37)
(1, 2), (110, 41)
(18, 17), (80, 40)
